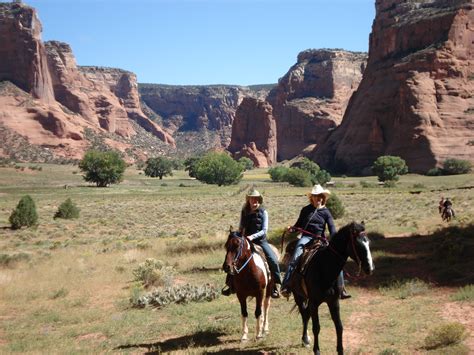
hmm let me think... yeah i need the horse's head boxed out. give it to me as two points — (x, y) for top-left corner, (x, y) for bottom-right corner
(347, 221), (375, 275)
(223, 231), (250, 275)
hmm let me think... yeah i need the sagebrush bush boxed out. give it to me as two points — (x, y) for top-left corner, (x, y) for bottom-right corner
(132, 283), (219, 308)
(379, 278), (431, 299)
(132, 258), (175, 288)
(442, 159), (472, 175)
(54, 198), (80, 219)
(9, 195), (38, 229)
(423, 322), (466, 350)
(326, 193), (345, 219)
(450, 284), (474, 302)
(268, 166), (289, 182)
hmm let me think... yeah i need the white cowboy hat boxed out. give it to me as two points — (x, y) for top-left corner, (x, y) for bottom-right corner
(308, 184), (331, 197)
(246, 189), (263, 204)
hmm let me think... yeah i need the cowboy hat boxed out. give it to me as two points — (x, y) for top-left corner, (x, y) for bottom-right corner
(307, 184), (331, 197)
(246, 189), (263, 203)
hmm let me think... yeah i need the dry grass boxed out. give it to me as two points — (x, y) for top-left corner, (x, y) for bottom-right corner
(0, 165), (473, 353)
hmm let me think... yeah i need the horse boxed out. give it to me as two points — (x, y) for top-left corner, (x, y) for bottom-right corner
(284, 221), (374, 355)
(442, 206), (454, 222)
(223, 231), (275, 341)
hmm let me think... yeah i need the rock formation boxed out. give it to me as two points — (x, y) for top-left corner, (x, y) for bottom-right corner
(267, 49), (367, 161)
(0, 2), (174, 162)
(314, 0), (474, 173)
(139, 84), (272, 153)
(227, 97), (277, 167)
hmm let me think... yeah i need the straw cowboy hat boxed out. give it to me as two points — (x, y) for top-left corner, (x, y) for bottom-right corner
(246, 189), (263, 204)
(307, 184), (331, 198)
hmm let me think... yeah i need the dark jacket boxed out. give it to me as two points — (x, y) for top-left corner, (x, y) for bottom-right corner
(240, 207), (267, 242)
(293, 204), (336, 239)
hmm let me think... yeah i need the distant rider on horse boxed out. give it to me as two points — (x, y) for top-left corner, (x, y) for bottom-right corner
(442, 198), (456, 219)
(222, 189), (282, 298)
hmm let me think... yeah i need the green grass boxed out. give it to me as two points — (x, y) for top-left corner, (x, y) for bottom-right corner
(0, 165), (473, 353)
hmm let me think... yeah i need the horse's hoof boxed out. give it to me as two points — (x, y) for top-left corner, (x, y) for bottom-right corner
(241, 336), (248, 342)
(302, 336), (311, 348)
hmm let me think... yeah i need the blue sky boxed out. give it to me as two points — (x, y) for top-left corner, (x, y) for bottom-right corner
(27, 0), (375, 86)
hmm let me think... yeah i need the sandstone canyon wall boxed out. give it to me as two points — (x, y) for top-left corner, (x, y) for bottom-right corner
(227, 97), (277, 167)
(0, 2), (174, 162)
(314, 0), (474, 174)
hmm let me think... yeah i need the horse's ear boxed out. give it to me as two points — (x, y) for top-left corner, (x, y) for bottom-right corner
(229, 225), (233, 233)
(361, 220), (365, 226)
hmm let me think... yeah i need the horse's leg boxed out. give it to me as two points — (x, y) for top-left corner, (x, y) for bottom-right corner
(255, 292), (264, 339)
(238, 295), (249, 342)
(295, 295), (311, 347)
(262, 293), (271, 335)
(310, 303), (321, 355)
(328, 299), (344, 355)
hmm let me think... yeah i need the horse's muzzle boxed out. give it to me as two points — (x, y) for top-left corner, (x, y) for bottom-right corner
(363, 263), (374, 275)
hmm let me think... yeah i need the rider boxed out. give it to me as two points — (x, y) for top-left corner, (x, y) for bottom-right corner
(442, 198), (455, 218)
(222, 189), (282, 298)
(280, 184), (350, 299)
(438, 196), (445, 214)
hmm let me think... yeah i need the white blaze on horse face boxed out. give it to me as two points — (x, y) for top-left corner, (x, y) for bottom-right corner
(360, 238), (374, 272)
(253, 254), (268, 286)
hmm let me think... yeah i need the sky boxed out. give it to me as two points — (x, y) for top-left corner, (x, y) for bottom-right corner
(26, 0), (375, 86)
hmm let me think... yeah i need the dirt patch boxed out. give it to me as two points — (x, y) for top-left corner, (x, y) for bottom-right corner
(441, 301), (474, 351)
(76, 332), (107, 342)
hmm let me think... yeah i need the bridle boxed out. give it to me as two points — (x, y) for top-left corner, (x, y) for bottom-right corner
(227, 234), (253, 274)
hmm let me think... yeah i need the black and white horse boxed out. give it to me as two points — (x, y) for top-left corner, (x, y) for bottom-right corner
(287, 221), (374, 355)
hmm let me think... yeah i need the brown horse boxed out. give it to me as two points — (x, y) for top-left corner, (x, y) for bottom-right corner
(223, 231), (274, 341)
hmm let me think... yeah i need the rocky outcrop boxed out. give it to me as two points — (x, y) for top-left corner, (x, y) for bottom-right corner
(0, 2), (174, 162)
(139, 84), (273, 152)
(0, 2), (54, 103)
(314, 0), (474, 173)
(228, 97), (277, 167)
(268, 49), (367, 161)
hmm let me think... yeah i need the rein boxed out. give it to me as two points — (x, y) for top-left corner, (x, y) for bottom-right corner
(231, 235), (254, 274)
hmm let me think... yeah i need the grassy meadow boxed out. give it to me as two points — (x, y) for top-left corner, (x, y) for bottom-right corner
(0, 164), (473, 354)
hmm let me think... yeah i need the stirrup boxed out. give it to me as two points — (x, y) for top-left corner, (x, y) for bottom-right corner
(280, 287), (291, 299)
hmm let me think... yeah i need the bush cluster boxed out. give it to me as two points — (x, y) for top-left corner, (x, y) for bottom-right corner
(268, 158), (331, 187)
(372, 156), (408, 182)
(54, 198), (80, 219)
(132, 258), (175, 288)
(427, 159), (472, 176)
(326, 193), (345, 219)
(423, 322), (467, 350)
(131, 283), (219, 308)
(9, 195), (38, 230)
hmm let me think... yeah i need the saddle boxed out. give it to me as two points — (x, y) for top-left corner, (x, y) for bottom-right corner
(285, 238), (327, 299)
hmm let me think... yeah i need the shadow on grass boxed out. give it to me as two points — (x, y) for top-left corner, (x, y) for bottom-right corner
(348, 223), (474, 289)
(116, 330), (225, 353)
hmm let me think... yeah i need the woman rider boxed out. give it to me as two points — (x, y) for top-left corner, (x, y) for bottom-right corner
(222, 189), (282, 298)
(280, 184), (350, 299)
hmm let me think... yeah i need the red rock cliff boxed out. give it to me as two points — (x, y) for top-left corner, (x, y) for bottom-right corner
(0, 2), (54, 103)
(228, 97), (277, 167)
(267, 49), (366, 160)
(314, 0), (474, 173)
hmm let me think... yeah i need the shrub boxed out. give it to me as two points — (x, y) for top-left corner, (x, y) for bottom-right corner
(195, 152), (243, 186)
(423, 323), (467, 350)
(144, 157), (173, 179)
(451, 285), (474, 302)
(383, 180), (397, 188)
(78, 150), (126, 187)
(291, 158), (331, 185)
(379, 278), (431, 299)
(372, 155), (408, 182)
(268, 166), (289, 182)
(285, 168), (312, 187)
(426, 167), (443, 176)
(238, 157), (254, 171)
(326, 193), (345, 219)
(442, 159), (472, 175)
(184, 156), (202, 178)
(131, 283), (220, 308)
(9, 195), (38, 229)
(132, 258), (175, 288)
(54, 198), (80, 219)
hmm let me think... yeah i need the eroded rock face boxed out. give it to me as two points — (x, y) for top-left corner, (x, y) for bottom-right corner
(139, 84), (272, 152)
(0, 2), (54, 103)
(314, 0), (474, 173)
(0, 3), (175, 162)
(228, 97), (277, 167)
(267, 49), (367, 161)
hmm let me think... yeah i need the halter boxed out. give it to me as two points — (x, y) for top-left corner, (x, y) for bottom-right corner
(230, 234), (254, 274)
